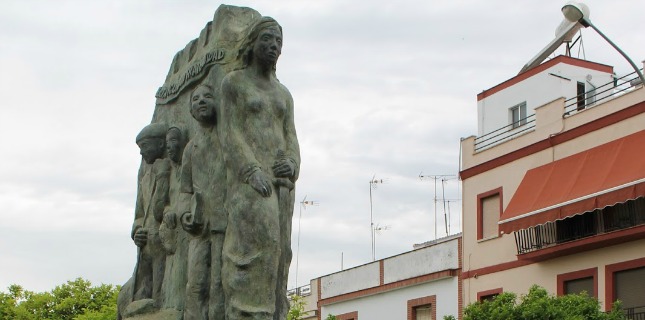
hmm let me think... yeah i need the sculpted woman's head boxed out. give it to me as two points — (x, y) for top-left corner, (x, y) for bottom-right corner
(239, 16), (283, 70)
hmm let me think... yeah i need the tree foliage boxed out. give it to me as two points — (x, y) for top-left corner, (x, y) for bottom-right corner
(287, 294), (310, 320)
(0, 278), (119, 320)
(463, 285), (627, 320)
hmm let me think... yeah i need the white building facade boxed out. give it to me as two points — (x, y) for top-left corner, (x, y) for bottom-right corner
(316, 236), (461, 320)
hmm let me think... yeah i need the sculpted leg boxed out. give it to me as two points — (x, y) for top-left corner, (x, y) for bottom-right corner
(274, 190), (295, 320)
(134, 248), (153, 301)
(223, 202), (280, 320)
(149, 232), (166, 305)
(184, 235), (211, 320)
(208, 233), (225, 320)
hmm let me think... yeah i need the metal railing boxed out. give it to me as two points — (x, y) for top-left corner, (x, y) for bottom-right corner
(474, 68), (643, 152)
(624, 306), (645, 320)
(474, 115), (536, 152)
(515, 197), (645, 255)
(287, 283), (312, 297)
(564, 69), (644, 116)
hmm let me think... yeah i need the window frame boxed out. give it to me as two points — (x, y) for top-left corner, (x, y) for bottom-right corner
(477, 187), (503, 240)
(605, 258), (645, 311)
(556, 267), (598, 297)
(407, 295), (436, 320)
(477, 288), (503, 302)
(586, 80), (596, 106)
(577, 81), (586, 110)
(509, 101), (527, 129)
(336, 311), (358, 320)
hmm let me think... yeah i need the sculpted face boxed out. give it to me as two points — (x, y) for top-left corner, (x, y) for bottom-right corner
(138, 137), (164, 164)
(253, 26), (282, 66)
(190, 85), (216, 123)
(166, 128), (183, 164)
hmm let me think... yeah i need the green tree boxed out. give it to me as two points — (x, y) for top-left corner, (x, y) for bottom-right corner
(0, 278), (119, 320)
(463, 285), (627, 320)
(287, 294), (310, 320)
(0, 284), (23, 319)
(325, 315), (337, 320)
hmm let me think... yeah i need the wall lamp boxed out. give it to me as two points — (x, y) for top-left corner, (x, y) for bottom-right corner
(562, 1), (645, 85)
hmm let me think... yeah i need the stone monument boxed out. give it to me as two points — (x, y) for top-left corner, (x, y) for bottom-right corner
(117, 5), (300, 320)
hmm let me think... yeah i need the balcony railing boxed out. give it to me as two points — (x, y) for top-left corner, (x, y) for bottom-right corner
(624, 305), (645, 320)
(474, 115), (536, 152)
(515, 197), (645, 255)
(287, 283), (312, 297)
(564, 69), (644, 116)
(474, 68), (643, 152)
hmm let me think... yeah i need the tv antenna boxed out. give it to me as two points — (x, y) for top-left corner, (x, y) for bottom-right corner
(294, 195), (318, 289)
(419, 173), (458, 239)
(369, 175), (386, 261)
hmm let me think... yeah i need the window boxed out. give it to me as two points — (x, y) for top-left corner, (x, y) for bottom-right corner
(408, 295), (436, 320)
(564, 277), (594, 295)
(509, 102), (527, 128)
(557, 268), (597, 298)
(414, 305), (432, 320)
(605, 258), (645, 312)
(586, 81), (596, 106)
(477, 188), (502, 240)
(336, 311), (358, 320)
(478, 288), (503, 302)
(614, 267), (645, 310)
(577, 81), (586, 110)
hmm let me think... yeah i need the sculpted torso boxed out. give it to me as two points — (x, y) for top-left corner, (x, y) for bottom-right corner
(223, 69), (294, 174)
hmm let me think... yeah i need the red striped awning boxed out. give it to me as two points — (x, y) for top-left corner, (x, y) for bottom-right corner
(499, 129), (645, 234)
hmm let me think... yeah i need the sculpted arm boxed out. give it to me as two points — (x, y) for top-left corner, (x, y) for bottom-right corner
(132, 165), (144, 238)
(272, 90), (300, 181)
(284, 91), (300, 181)
(179, 140), (194, 208)
(151, 159), (171, 223)
(178, 141), (201, 233)
(132, 165), (147, 246)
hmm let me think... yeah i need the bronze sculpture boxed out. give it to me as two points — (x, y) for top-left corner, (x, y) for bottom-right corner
(119, 7), (299, 320)
(219, 16), (300, 320)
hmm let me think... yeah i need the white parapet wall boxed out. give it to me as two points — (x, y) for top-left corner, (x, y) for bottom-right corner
(319, 236), (460, 301)
(320, 262), (380, 299)
(321, 277), (459, 320)
(383, 238), (459, 284)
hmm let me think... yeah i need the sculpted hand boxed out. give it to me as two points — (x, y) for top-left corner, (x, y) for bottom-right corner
(181, 211), (203, 234)
(249, 170), (272, 197)
(272, 159), (295, 178)
(133, 228), (148, 247)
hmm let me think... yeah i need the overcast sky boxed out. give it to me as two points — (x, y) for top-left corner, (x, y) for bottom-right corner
(1, 0), (643, 292)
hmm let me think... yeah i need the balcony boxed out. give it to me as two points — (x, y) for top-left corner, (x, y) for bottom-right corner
(287, 283), (312, 297)
(625, 305), (645, 320)
(514, 197), (645, 259)
(564, 70), (644, 117)
(473, 69), (643, 153)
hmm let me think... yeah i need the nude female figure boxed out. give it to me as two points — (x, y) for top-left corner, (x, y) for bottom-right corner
(218, 16), (300, 320)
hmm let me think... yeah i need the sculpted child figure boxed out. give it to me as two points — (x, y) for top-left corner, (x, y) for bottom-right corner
(131, 123), (171, 304)
(180, 84), (227, 320)
(159, 126), (189, 312)
(219, 16), (300, 320)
